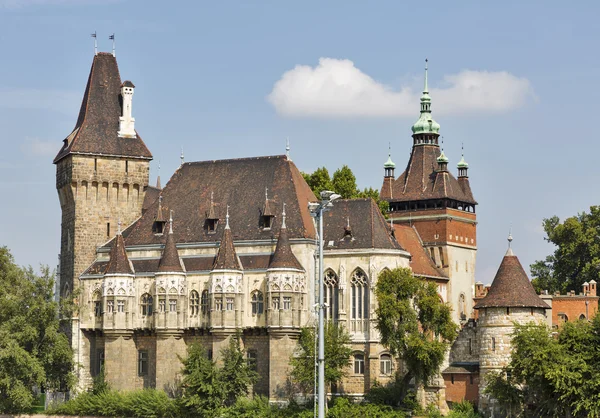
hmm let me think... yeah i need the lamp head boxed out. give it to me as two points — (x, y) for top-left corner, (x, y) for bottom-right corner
(320, 190), (336, 199)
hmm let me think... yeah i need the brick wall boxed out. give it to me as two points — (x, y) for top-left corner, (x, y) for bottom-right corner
(551, 295), (599, 326)
(444, 373), (479, 404)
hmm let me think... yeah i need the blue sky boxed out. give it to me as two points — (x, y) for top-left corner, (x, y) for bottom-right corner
(1, 0), (598, 285)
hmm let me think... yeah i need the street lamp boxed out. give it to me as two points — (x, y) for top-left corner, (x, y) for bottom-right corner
(309, 190), (341, 418)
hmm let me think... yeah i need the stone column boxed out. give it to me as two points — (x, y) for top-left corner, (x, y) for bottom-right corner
(104, 331), (136, 390)
(155, 331), (186, 391)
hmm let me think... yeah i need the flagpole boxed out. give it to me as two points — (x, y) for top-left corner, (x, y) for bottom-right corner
(110, 34), (115, 57)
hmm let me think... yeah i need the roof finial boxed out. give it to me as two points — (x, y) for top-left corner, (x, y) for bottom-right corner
(109, 33), (115, 57)
(156, 160), (162, 189)
(508, 227), (513, 248)
(169, 210), (174, 234)
(282, 203), (287, 229)
(265, 187), (269, 201)
(424, 58), (429, 93)
(180, 146), (184, 166)
(210, 191), (214, 206)
(286, 137), (291, 160)
(91, 31), (97, 55)
(117, 218), (122, 235)
(347, 217), (351, 229)
(225, 205), (230, 230)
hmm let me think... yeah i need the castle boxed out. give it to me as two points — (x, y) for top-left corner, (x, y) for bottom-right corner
(55, 52), (592, 416)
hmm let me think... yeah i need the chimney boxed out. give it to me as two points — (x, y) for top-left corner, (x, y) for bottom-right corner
(118, 80), (136, 138)
(589, 280), (597, 297)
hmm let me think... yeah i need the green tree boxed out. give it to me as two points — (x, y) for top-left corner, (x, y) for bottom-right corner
(375, 268), (458, 400)
(531, 206), (600, 294)
(332, 165), (359, 199)
(303, 167), (333, 198)
(290, 321), (352, 393)
(220, 334), (258, 406)
(179, 344), (224, 416)
(357, 187), (390, 217)
(0, 247), (75, 414)
(484, 317), (600, 417)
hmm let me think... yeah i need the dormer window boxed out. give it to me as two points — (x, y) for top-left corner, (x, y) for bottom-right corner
(261, 213), (274, 230)
(205, 191), (219, 234)
(206, 218), (218, 233)
(262, 188), (274, 230)
(153, 220), (165, 234)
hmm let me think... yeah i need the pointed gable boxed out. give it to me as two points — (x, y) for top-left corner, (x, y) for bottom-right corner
(474, 248), (549, 309)
(213, 220), (242, 271)
(54, 53), (152, 163)
(157, 220), (183, 273)
(105, 233), (134, 275)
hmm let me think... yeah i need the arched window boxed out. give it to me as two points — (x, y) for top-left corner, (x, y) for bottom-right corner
(324, 270), (339, 321)
(380, 354), (392, 375)
(140, 293), (153, 316)
(353, 353), (365, 375)
(579, 314), (586, 320)
(251, 291), (264, 315)
(351, 269), (368, 321)
(189, 290), (199, 315)
(201, 290), (209, 315)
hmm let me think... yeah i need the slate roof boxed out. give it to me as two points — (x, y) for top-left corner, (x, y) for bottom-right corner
(385, 145), (476, 204)
(142, 186), (161, 213)
(117, 155), (316, 247)
(474, 248), (550, 309)
(157, 226), (184, 273)
(53, 53), (152, 163)
(213, 225), (242, 270)
(392, 224), (447, 280)
(323, 199), (403, 251)
(269, 222), (304, 270)
(105, 233), (133, 275)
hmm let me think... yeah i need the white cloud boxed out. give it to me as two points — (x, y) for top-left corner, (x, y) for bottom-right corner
(21, 137), (58, 157)
(267, 58), (534, 118)
(0, 88), (80, 114)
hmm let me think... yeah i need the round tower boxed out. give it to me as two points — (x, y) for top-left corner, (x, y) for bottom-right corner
(474, 233), (549, 416)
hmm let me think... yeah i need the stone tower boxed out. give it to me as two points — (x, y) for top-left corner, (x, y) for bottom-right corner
(474, 235), (549, 417)
(380, 60), (477, 324)
(54, 52), (153, 301)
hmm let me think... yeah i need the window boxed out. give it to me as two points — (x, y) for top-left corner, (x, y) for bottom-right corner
(283, 296), (292, 310)
(141, 293), (153, 316)
(455, 261), (459, 272)
(215, 298), (223, 311)
(94, 300), (102, 316)
(247, 350), (257, 371)
(579, 314), (587, 320)
(169, 299), (177, 312)
(353, 353), (365, 375)
(117, 300), (125, 313)
(226, 297), (234, 311)
(438, 247), (445, 266)
(125, 160), (129, 173)
(94, 158), (97, 172)
(380, 354), (392, 375)
(206, 219), (217, 233)
(251, 291), (264, 315)
(492, 337), (496, 352)
(107, 300), (114, 313)
(106, 222), (110, 238)
(190, 290), (199, 315)
(351, 269), (368, 321)
(138, 350), (148, 376)
(451, 374), (455, 384)
(558, 313), (568, 322)
(201, 290), (209, 315)
(158, 299), (166, 313)
(324, 270), (339, 321)
(262, 215), (273, 229)
(272, 296), (280, 311)
(96, 349), (105, 376)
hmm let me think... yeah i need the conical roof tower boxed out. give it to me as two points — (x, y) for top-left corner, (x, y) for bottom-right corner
(213, 206), (242, 270)
(269, 203), (304, 270)
(157, 212), (184, 273)
(105, 221), (134, 275)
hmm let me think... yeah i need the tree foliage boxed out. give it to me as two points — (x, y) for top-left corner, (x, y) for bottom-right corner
(531, 206), (600, 293)
(220, 334), (259, 406)
(484, 317), (600, 417)
(375, 268), (458, 393)
(0, 247), (75, 414)
(290, 321), (352, 393)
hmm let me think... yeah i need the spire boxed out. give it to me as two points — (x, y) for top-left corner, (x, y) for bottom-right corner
(158, 210), (183, 273)
(269, 202), (304, 270)
(384, 142), (396, 178)
(437, 138), (449, 171)
(286, 137), (291, 160)
(105, 230), (134, 275)
(411, 58), (440, 136)
(213, 205), (242, 270)
(207, 191), (217, 220)
(156, 160), (162, 189)
(155, 196), (165, 222)
(457, 143), (469, 178)
(506, 228), (514, 256)
(263, 188), (273, 217)
(180, 146), (185, 166)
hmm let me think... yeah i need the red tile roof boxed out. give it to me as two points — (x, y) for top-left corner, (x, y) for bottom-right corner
(269, 223), (304, 270)
(105, 233), (133, 275)
(392, 224), (447, 279)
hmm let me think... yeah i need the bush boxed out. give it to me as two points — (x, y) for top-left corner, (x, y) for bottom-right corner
(327, 397), (406, 418)
(448, 400), (481, 418)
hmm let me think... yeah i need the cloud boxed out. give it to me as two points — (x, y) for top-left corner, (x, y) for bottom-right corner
(0, 88), (80, 114)
(21, 137), (58, 157)
(267, 58), (534, 118)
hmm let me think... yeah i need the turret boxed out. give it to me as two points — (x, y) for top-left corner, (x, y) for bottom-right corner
(411, 59), (441, 145)
(437, 150), (449, 172)
(118, 80), (136, 138)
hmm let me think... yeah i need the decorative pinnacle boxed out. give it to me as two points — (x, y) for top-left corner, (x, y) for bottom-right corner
(424, 58), (429, 93)
(225, 205), (230, 230)
(282, 203), (287, 229)
(117, 218), (122, 235)
(169, 210), (174, 234)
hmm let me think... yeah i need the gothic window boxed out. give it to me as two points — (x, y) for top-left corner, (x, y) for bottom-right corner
(117, 300), (125, 312)
(215, 298), (223, 311)
(323, 270), (339, 321)
(579, 314), (586, 320)
(350, 269), (368, 321)
(251, 291), (264, 315)
(138, 350), (148, 376)
(380, 354), (392, 375)
(106, 300), (114, 313)
(169, 299), (177, 312)
(558, 313), (568, 322)
(353, 353), (365, 375)
(272, 296), (280, 311)
(158, 298), (166, 313)
(247, 350), (258, 372)
(141, 293), (153, 316)
(226, 297), (234, 311)
(189, 290), (199, 315)
(201, 290), (209, 315)
(92, 291), (102, 317)
(283, 296), (291, 310)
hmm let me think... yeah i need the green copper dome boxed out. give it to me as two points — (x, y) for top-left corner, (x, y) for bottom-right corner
(411, 60), (441, 135)
(437, 151), (449, 164)
(457, 155), (468, 169)
(384, 154), (396, 169)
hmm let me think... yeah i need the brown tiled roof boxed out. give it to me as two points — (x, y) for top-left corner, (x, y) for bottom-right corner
(388, 145), (476, 204)
(105, 233), (134, 275)
(263, 197), (274, 217)
(474, 249), (550, 309)
(213, 225), (242, 270)
(269, 223), (304, 270)
(323, 199), (403, 251)
(442, 362), (479, 374)
(392, 224), (447, 279)
(157, 227), (184, 272)
(117, 155), (316, 247)
(53, 53), (152, 163)
(142, 186), (161, 213)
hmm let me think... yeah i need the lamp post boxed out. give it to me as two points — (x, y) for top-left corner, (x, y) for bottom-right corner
(309, 190), (341, 418)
